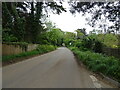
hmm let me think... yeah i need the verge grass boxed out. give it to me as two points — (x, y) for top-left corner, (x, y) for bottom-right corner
(69, 47), (120, 83)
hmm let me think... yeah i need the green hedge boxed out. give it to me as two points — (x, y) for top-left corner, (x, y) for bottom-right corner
(69, 47), (120, 82)
(2, 45), (57, 62)
(36, 45), (57, 53)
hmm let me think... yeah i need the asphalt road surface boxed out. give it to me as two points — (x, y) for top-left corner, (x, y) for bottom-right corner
(3, 47), (114, 88)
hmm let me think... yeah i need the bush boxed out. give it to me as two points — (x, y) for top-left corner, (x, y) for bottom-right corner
(73, 40), (82, 48)
(82, 38), (93, 49)
(93, 40), (102, 53)
(3, 33), (18, 42)
(36, 45), (57, 54)
(98, 34), (119, 48)
(69, 47), (120, 82)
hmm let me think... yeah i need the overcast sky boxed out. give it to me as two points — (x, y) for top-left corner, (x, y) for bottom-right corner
(49, 12), (95, 34)
(48, 1), (94, 34)
(48, 1), (114, 34)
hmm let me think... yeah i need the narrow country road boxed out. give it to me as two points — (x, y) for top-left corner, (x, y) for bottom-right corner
(3, 47), (114, 88)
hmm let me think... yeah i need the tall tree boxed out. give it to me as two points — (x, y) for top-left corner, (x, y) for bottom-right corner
(2, 2), (27, 42)
(2, 1), (66, 43)
(75, 28), (86, 39)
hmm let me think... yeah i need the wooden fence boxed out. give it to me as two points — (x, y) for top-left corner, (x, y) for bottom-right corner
(102, 47), (120, 58)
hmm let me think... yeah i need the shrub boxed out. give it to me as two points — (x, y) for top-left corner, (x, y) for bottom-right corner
(81, 38), (93, 49)
(36, 45), (57, 54)
(73, 40), (82, 48)
(93, 40), (102, 53)
(3, 33), (18, 42)
(69, 47), (120, 82)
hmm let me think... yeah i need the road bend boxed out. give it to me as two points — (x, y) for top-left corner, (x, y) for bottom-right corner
(3, 47), (114, 88)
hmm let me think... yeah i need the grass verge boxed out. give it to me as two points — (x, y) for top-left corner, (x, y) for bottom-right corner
(2, 45), (57, 66)
(2, 50), (39, 62)
(69, 47), (120, 83)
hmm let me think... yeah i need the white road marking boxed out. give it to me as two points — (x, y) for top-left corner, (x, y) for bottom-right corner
(90, 75), (102, 88)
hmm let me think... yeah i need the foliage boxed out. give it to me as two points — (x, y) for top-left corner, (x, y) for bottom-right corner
(63, 39), (73, 47)
(81, 37), (93, 50)
(73, 33), (119, 53)
(73, 34), (103, 53)
(97, 34), (119, 48)
(2, 2), (66, 43)
(69, 47), (120, 82)
(47, 29), (64, 46)
(64, 32), (76, 39)
(117, 35), (120, 48)
(2, 28), (18, 42)
(75, 28), (86, 39)
(63, 32), (76, 46)
(44, 21), (56, 31)
(2, 33), (18, 42)
(38, 28), (64, 46)
(72, 40), (81, 47)
(36, 45), (57, 53)
(73, 29), (103, 52)
(2, 2), (27, 41)
(69, 1), (120, 33)
(93, 40), (102, 53)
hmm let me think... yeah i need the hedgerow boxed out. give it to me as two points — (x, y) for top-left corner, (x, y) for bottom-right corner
(69, 47), (120, 82)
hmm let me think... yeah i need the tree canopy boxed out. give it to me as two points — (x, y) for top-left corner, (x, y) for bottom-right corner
(69, 1), (120, 34)
(2, 1), (66, 43)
